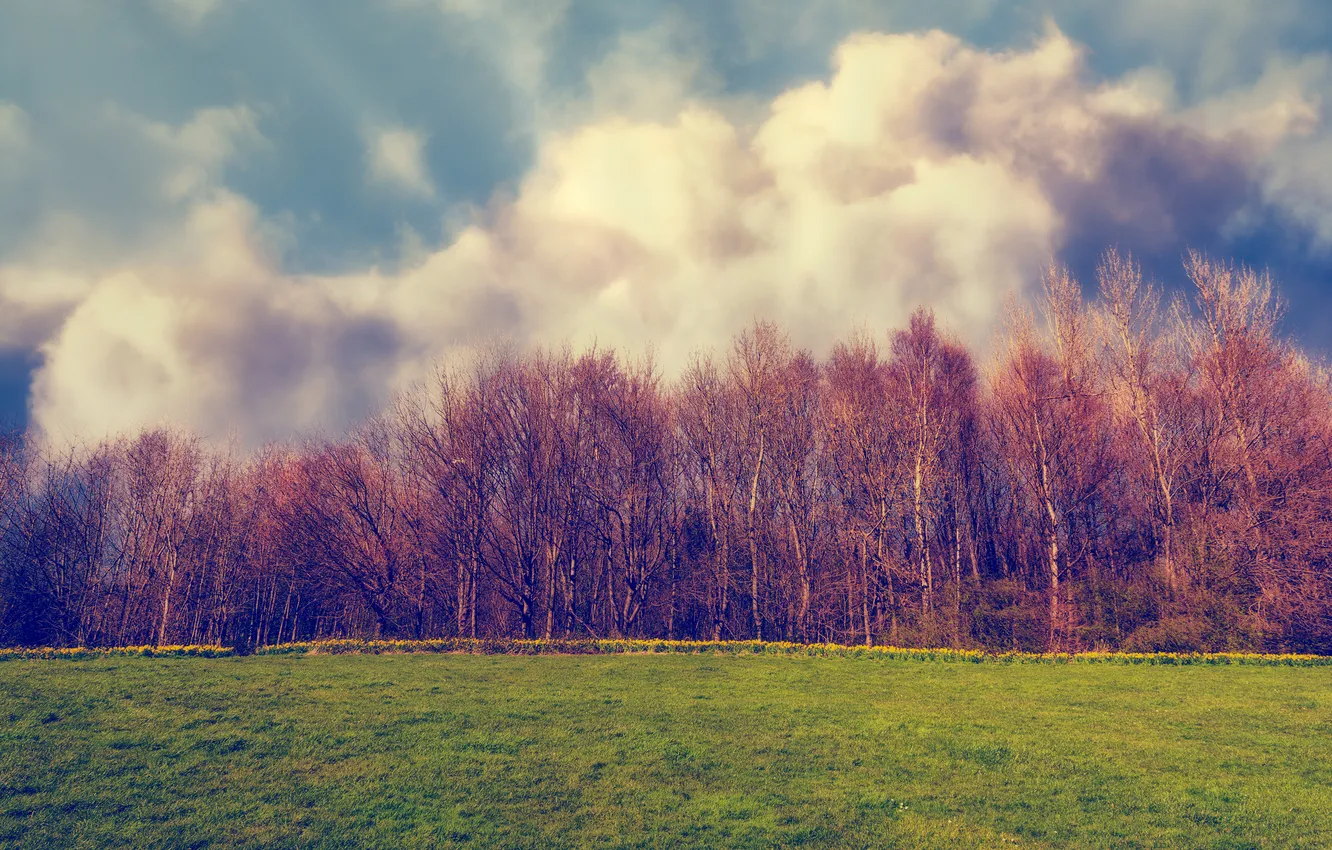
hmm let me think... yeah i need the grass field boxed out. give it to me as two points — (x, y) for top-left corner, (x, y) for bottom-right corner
(2, 653), (1330, 849)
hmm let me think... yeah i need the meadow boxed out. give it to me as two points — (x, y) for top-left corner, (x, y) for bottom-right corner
(2, 650), (1330, 849)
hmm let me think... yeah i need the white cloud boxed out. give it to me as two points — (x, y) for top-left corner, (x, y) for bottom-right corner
(1185, 54), (1332, 246)
(393, 0), (570, 134)
(582, 19), (716, 124)
(0, 103), (28, 152)
(439, 0), (569, 103)
(152, 0), (225, 29)
(7, 24), (1332, 447)
(0, 266), (89, 351)
(0, 103), (264, 353)
(29, 192), (406, 446)
(1078, 0), (1310, 95)
(1, 103), (263, 268)
(1185, 56), (1325, 147)
(365, 27), (1086, 369)
(365, 127), (436, 199)
(133, 105), (265, 202)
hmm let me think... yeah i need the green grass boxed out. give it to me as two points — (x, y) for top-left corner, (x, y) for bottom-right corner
(2, 654), (1330, 848)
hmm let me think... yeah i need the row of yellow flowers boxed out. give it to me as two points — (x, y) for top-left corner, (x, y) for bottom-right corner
(0, 644), (232, 661)
(3, 638), (1328, 665)
(255, 637), (1332, 666)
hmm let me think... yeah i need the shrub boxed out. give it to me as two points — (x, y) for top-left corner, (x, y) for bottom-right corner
(1123, 616), (1210, 653)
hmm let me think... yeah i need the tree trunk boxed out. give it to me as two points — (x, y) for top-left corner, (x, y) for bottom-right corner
(156, 551), (177, 647)
(748, 434), (765, 641)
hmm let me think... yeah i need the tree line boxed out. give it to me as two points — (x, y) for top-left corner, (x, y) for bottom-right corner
(3, 251), (1330, 653)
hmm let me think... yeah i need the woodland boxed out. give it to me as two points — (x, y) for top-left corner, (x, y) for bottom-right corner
(2, 251), (1329, 653)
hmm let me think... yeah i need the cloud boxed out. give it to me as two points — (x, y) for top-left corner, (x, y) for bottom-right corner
(138, 105), (266, 203)
(0, 103), (28, 153)
(29, 192), (409, 446)
(152, 0), (226, 29)
(5, 21), (1331, 447)
(365, 127), (436, 199)
(0, 98), (404, 445)
(0, 102), (263, 264)
(581, 19), (719, 125)
(1065, 0), (1320, 95)
(0, 103), (30, 192)
(396, 0), (570, 135)
(365, 24), (1268, 365)
(1183, 54), (1332, 248)
(0, 104), (265, 351)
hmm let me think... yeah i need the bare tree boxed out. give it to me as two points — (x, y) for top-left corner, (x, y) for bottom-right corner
(3, 249), (1329, 653)
(678, 354), (743, 640)
(728, 321), (790, 641)
(824, 332), (902, 645)
(990, 268), (1113, 649)
(1098, 249), (1191, 593)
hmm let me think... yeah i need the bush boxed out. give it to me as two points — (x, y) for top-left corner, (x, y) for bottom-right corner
(1123, 616), (1210, 653)
(230, 630), (254, 657)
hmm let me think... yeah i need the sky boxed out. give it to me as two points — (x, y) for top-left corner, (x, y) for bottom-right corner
(1, 0), (1330, 446)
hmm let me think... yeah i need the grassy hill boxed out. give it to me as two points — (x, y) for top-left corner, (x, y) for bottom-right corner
(2, 652), (1330, 848)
